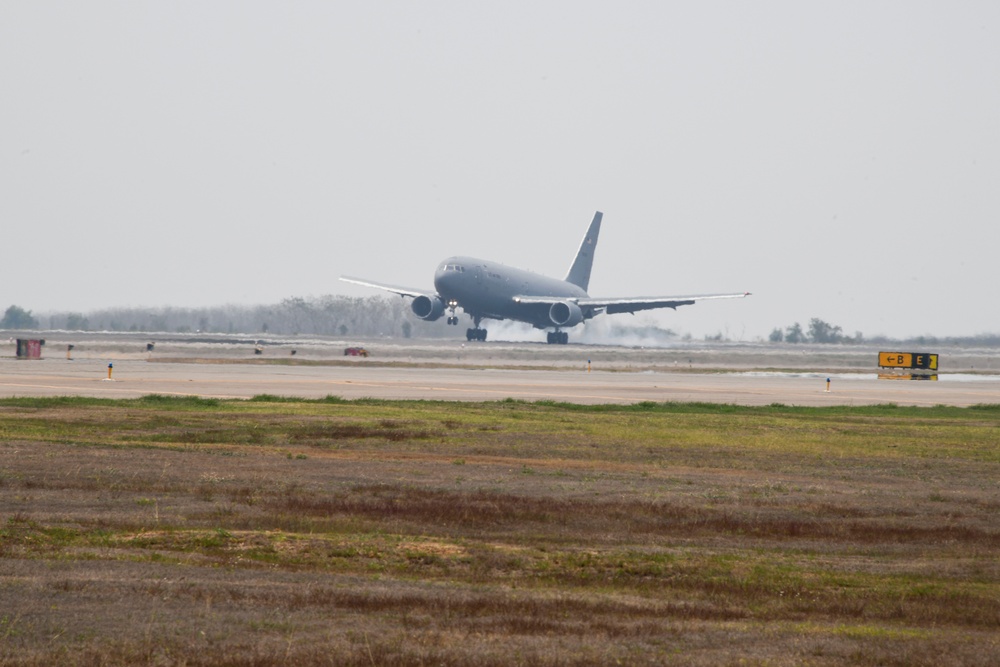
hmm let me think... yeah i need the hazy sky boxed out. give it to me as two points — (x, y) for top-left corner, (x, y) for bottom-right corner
(3, 2), (998, 340)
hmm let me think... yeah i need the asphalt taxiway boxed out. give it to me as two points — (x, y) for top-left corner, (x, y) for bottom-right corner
(1, 357), (998, 406)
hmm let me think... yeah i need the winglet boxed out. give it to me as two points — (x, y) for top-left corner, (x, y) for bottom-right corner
(564, 211), (602, 292)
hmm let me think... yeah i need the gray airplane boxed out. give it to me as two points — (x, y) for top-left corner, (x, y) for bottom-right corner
(341, 211), (750, 344)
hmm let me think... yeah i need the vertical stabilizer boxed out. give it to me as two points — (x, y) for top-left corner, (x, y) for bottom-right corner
(564, 211), (602, 291)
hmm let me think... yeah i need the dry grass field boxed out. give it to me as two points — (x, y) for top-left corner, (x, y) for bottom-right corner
(1, 395), (999, 665)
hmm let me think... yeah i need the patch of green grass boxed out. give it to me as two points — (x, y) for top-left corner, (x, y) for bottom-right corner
(3, 396), (1000, 664)
(3, 397), (999, 468)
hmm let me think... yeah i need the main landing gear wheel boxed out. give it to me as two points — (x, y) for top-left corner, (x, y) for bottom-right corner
(547, 331), (569, 345)
(466, 328), (487, 342)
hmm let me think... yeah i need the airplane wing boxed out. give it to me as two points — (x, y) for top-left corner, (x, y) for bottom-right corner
(514, 292), (751, 314)
(339, 275), (434, 299)
(583, 293), (751, 314)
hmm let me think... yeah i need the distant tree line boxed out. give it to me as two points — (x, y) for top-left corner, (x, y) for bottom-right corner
(3, 301), (1000, 346)
(1, 305), (39, 329)
(863, 332), (1000, 347)
(769, 318), (863, 344)
(767, 318), (1000, 347)
(1, 296), (454, 339)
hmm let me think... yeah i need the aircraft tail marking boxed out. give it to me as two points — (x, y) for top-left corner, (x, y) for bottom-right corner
(564, 211), (602, 291)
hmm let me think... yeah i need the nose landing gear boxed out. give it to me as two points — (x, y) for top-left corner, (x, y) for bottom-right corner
(446, 300), (460, 326)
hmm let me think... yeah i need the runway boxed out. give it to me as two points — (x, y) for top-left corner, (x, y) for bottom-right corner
(2, 357), (998, 406)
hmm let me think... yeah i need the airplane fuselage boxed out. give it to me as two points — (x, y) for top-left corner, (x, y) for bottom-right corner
(435, 256), (592, 329)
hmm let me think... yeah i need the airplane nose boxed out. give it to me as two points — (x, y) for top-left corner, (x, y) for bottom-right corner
(434, 268), (455, 293)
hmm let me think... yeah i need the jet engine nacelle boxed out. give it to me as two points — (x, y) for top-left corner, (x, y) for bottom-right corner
(411, 295), (446, 321)
(548, 301), (584, 327)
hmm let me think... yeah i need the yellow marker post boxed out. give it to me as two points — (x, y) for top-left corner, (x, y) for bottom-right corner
(825, 377), (831, 393)
(107, 363), (113, 380)
(588, 359), (591, 373)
